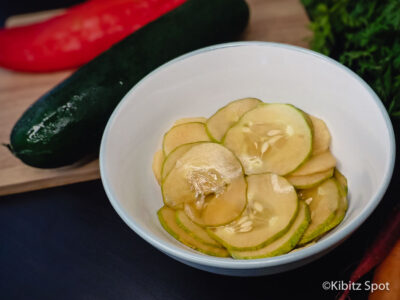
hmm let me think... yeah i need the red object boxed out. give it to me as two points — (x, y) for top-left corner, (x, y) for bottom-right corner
(0, 0), (186, 72)
(338, 205), (400, 300)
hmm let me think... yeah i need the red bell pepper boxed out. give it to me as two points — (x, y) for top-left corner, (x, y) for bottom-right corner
(0, 0), (186, 72)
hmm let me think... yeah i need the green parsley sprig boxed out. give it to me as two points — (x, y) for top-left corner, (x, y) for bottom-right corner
(302, 0), (400, 118)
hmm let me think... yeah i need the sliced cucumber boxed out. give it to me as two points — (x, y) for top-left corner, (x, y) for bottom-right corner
(230, 202), (310, 259)
(161, 143), (196, 181)
(162, 122), (210, 156)
(286, 168), (334, 189)
(290, 151), (336, 176)
(324, 192), (347, 234)
(175, 210), (222, 248)
(174, 117), (207, 126)
(206, 98), (262, 141)
(324, 170), (348, 232)
(152, 149), (164, 185)
(223, 103), (312, 175)
(334, 168), (348, 196)
(298, 178), (340, 245)
(162, 142), (247, 226)
(291, 241), (316, 253)
(310, 115), (331, 155)
(208, 173), (298, 251)
(183, 176), (247, 227)
(157, 206), (229, 257)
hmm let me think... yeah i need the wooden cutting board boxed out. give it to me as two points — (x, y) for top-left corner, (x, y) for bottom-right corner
(0, 0), (311, 196)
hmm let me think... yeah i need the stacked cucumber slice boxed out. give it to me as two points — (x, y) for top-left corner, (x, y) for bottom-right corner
(152, 98), (348, 259)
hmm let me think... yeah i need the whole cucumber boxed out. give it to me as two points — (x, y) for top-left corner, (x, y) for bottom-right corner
(9, 0), (249, 168)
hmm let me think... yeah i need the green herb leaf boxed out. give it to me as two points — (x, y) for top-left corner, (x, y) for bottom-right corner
(302, 0), (400, 118)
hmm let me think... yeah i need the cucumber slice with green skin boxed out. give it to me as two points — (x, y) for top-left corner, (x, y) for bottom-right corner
(230, 202), (310, 259)
(152, 149), (164, 185)
(162, 122), (210, 156)
(175, 210), (222, 248)
(161, 142), (197, 181)
(286, 168), (334, 189)
(157, 206), (229, 257)
(324, 170), (348, 232)
(183, 176), (247, 227)
(223, 103), (313, 175)
(290, 151), (336, 177)
(334, 168), (348, 196)
(207, 173), (298, 251)
(309, 115), (331, 155)
(298, 178), (340, 245)
(173, 117), (207, 126)
(206, 98), (262, 142)
(324, 190), (348, 233)
(162, 142), (247, 227)
(291, 241), (316, 252)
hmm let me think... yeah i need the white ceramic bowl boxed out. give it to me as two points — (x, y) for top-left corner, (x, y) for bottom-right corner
(100, 42), (395, 276)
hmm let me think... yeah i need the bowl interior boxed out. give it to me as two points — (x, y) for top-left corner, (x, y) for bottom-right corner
(100, 43), (394, 268)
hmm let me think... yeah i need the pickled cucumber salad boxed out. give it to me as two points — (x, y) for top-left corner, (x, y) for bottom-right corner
(152, 98), (348, 259)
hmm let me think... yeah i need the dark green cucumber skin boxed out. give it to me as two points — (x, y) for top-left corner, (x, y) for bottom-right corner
(10, 0), (249, 168)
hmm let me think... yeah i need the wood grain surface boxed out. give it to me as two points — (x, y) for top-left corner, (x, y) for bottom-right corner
(0, 0), (311, 196)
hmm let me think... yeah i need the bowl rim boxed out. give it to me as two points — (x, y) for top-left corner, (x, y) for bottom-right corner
(99, 41), (396, 270)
